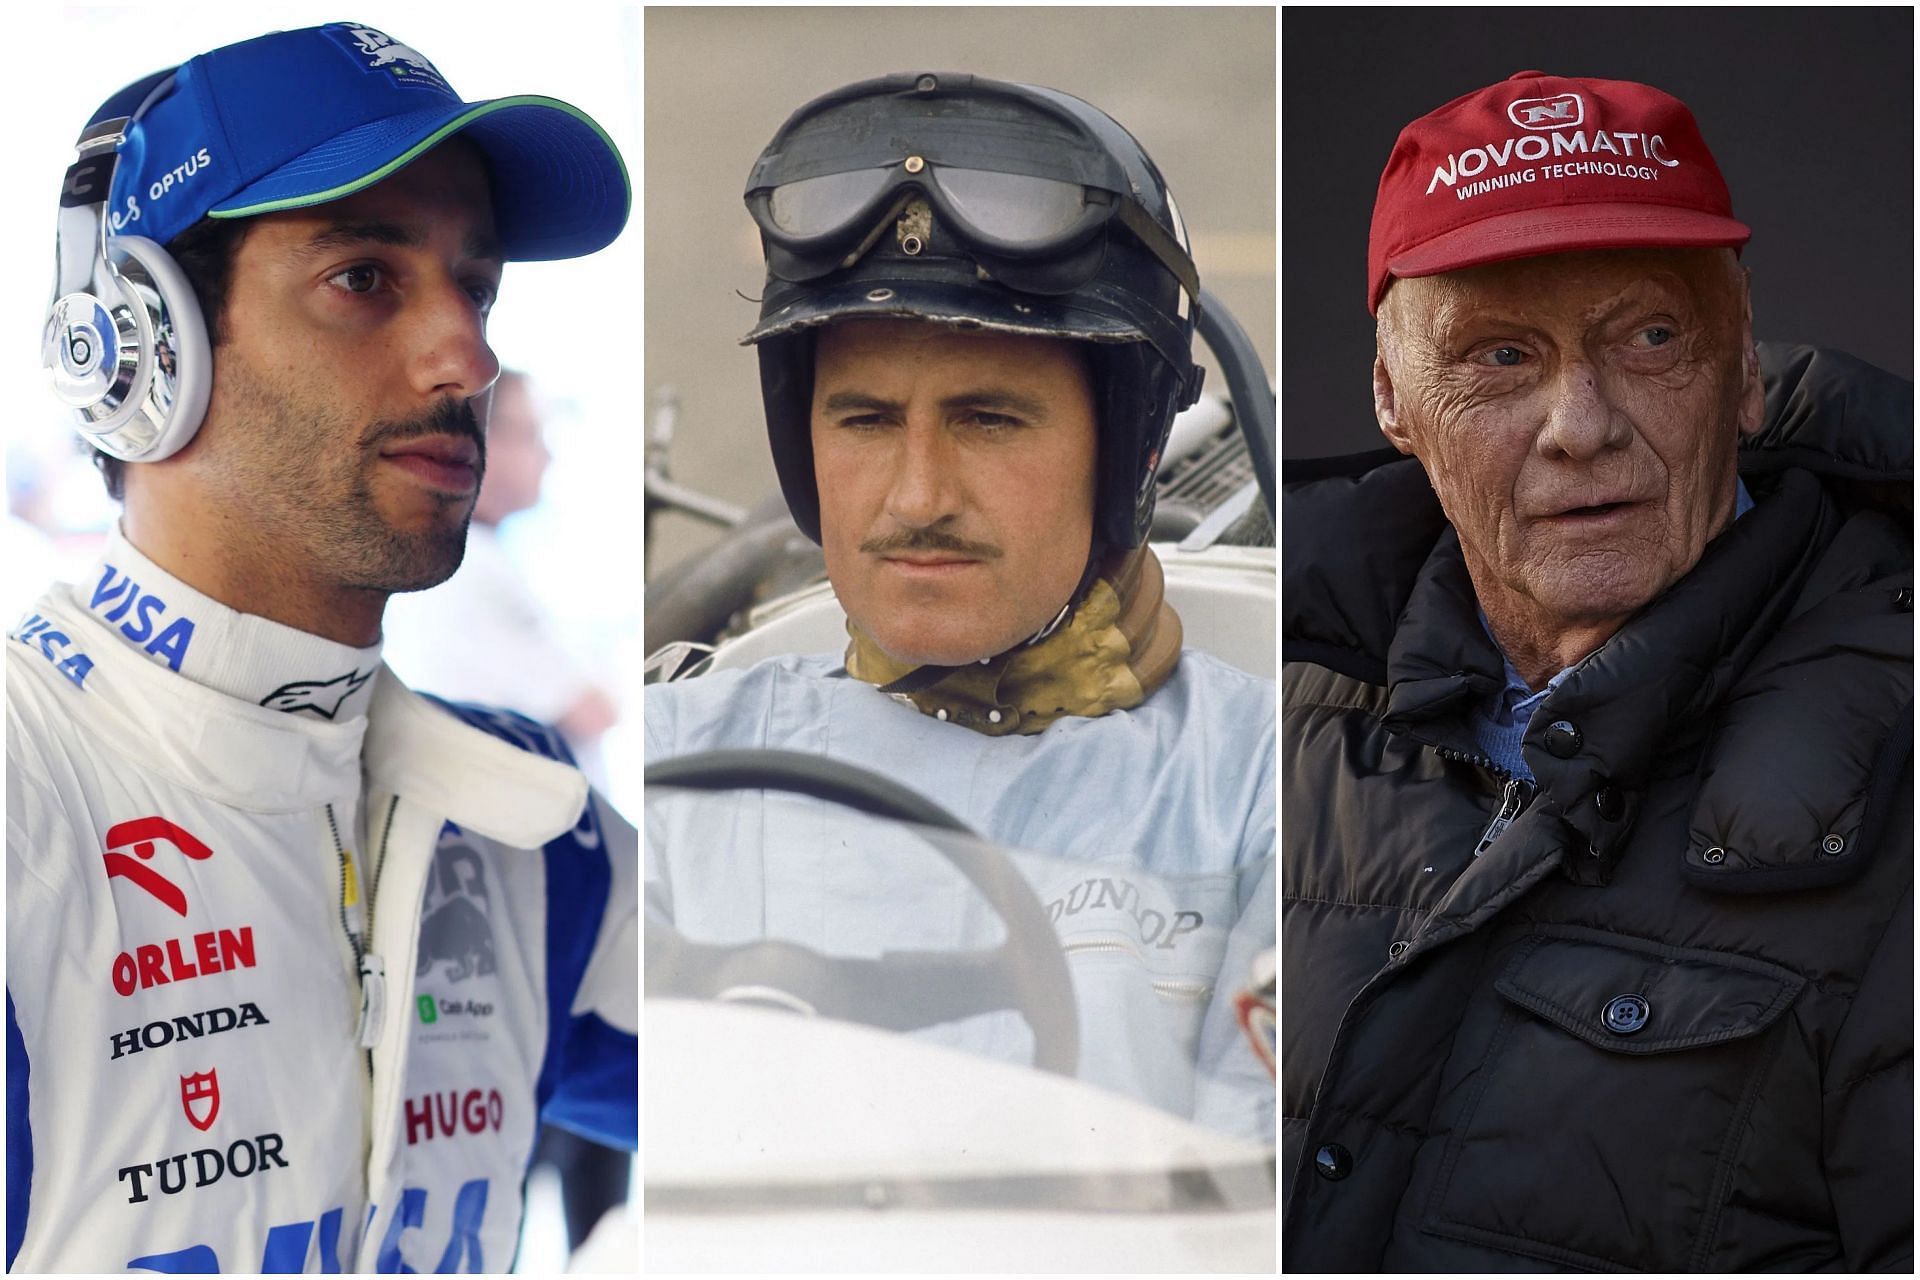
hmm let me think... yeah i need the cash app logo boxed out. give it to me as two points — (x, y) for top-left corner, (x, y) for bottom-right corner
(416, 994), (438, 1024)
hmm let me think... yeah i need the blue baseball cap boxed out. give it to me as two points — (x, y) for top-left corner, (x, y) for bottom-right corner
(104, 21), (629, 260)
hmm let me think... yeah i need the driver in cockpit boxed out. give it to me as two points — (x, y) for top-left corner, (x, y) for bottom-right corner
(643, 73), (1275, 1140)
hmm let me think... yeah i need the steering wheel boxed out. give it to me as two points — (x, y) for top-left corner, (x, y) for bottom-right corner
(644, 749), (1080, 1076)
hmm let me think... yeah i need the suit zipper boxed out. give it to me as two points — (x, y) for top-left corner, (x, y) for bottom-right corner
(325, 802), (363, 972)
(329, 799), (400, 1082)
(356, 799), (401, 1071)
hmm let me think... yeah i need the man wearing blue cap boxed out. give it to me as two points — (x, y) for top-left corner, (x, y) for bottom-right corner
(7, 23), (634, 1272)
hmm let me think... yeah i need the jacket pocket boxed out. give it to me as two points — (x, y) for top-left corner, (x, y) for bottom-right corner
(1421, 925), (1804, 1273)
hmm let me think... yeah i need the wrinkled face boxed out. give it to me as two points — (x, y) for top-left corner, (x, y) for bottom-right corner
(1374, 248), (1763, 629)
(189, 139), (503, 591)
(810, 319), (1098, 666)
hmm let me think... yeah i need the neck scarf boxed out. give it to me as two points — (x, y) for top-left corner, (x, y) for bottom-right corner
(846, 545), (1181, 736)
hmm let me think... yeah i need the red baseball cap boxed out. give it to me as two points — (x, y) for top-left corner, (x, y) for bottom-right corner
(1367, 71), (1750, 314)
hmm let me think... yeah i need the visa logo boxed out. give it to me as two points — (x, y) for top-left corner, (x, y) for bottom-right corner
(90, 563), (196, 672)
(12, 614), (94, 689)
(124, 1177), (490, 1273)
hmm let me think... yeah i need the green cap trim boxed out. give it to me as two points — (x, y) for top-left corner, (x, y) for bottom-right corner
(209, 95), (631, 229)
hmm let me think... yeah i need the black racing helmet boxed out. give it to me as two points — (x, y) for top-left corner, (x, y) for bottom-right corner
(741, 72), (1205, 552)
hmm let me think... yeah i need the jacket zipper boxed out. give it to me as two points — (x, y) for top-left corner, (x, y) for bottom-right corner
(1473, 777), (1536, 858)
(1430, 743), (1537, 859)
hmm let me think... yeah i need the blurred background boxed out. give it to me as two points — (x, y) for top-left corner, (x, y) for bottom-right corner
(643, 5), (1276, 582)
(1281, 6), (1914, 459)
(9, 2), (638, 1270)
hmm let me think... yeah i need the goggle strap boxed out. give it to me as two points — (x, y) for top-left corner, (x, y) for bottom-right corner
(1115, 199), (1200, 309)
(838, 192), (916, 269)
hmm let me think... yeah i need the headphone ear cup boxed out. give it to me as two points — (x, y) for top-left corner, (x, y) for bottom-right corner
(79, 235), (212, 463)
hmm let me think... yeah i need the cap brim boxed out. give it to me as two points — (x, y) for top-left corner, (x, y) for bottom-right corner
(1388, 204), (1751, 281)
(209, 95), (630, 261)
(742, 275), (1149, 347)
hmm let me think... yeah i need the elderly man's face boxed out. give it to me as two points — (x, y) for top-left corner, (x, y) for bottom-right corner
(1374, 248), (1763, 638)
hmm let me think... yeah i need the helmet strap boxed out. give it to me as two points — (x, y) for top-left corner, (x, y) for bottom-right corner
(875, 537), (1106, 696)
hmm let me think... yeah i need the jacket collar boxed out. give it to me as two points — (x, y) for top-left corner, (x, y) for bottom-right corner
(82, 527), (384, 723)
(33, 585), (583, 847)
(1384, 470), (1834, 872)
(1525, 470), (1832, 868)
(1381, 524), (1506, 757)
(364, 675), (586, 849)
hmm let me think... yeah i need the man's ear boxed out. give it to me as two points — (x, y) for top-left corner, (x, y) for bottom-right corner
(1734, 266), (1765, 438)
(1374, 352), (1417, 456)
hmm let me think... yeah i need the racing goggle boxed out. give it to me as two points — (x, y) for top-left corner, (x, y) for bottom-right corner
(746, 159), (1200, 307)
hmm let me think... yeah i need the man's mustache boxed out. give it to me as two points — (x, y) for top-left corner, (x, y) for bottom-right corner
(860, 527), (1002, 558)
(363, 399), (487, 471)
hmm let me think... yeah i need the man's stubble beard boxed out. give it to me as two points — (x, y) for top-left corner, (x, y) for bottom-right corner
(213, 353), (484, 595)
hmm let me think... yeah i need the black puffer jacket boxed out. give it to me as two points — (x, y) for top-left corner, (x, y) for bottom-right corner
(1281, 346), (1913, 1272)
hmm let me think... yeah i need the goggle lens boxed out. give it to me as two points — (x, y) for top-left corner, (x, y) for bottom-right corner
(765, 168), (893, 238)
(752, 162), (1196, 307)
(759, 166), (1098, 250)
(934, 169), (1092, 242)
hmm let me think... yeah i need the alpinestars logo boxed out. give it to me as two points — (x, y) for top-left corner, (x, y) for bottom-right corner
(103, 817), (213, 916)
(181, 1069), (221, 1131)
(260, 668), (373, 719)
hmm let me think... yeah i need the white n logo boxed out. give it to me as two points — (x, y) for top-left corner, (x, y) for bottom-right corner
(1507, 93), (1586, 130)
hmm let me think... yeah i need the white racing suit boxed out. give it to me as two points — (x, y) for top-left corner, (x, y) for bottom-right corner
(644, 651), (1276, 1143)
(6, 537), (637, 1273)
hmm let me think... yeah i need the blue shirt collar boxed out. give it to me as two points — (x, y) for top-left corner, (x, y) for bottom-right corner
(1467, 476), (1754, 779)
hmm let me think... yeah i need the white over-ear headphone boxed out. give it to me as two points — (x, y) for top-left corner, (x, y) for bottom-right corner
(43, 71), (211, 463)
